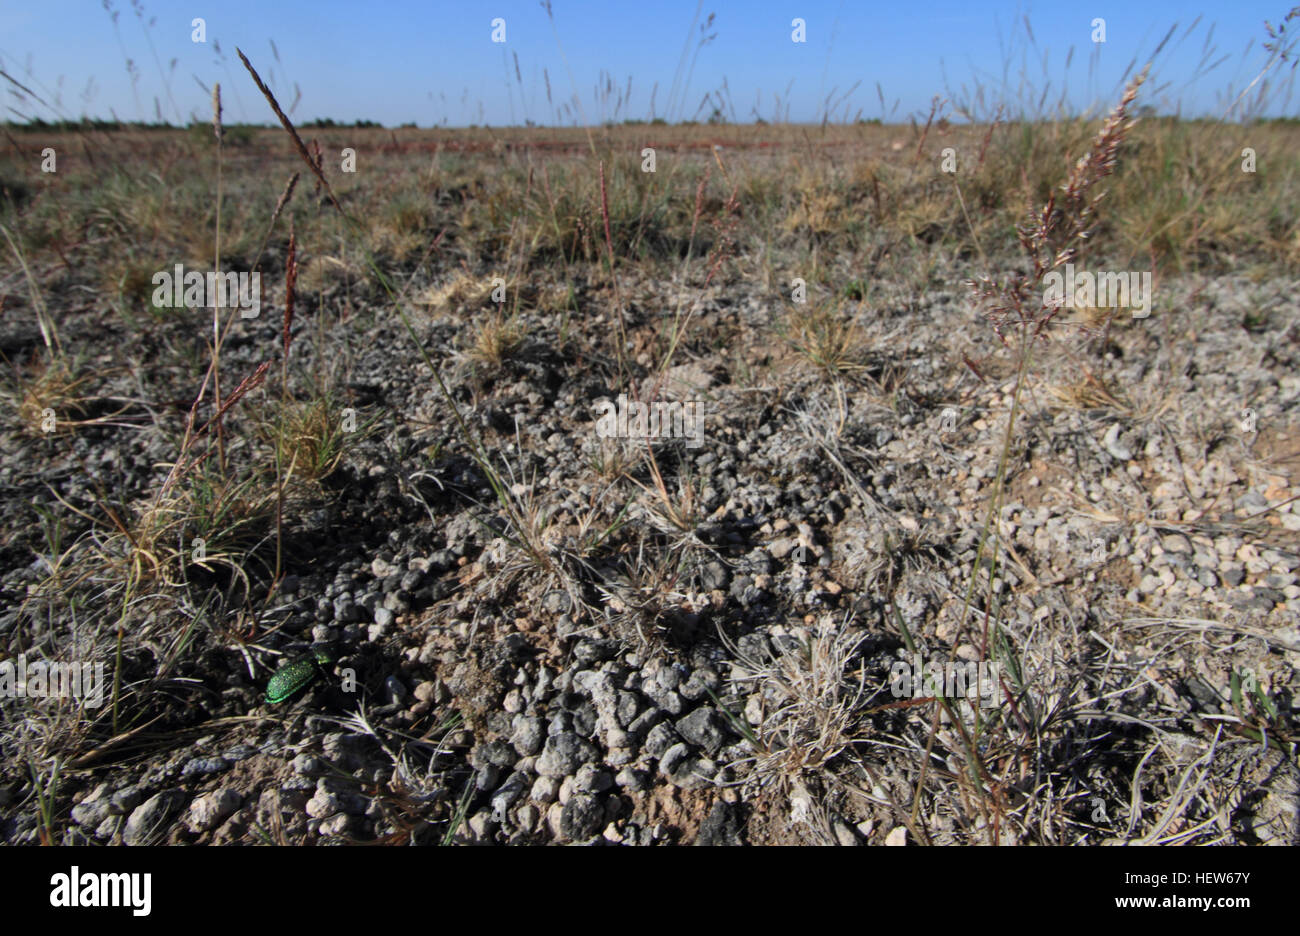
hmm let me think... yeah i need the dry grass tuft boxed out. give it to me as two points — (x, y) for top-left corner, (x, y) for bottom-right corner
(9, 356), (92, 435)
(1046, 370), (1132, 415)
(780, 301), (870, 380)
(727, 616), (873, 790)
(467, 309), (525, 366)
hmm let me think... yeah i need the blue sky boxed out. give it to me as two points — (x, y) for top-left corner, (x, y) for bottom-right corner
(1, 1), (1296, 126)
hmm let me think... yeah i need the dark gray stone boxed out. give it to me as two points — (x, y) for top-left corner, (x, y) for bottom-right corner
(696, 801), (744, 845)
(475, 739), (519, 769)
(574, 638), (620, 664)
(560, 794), (605, 840)
(700, 561), (730, 591)
(676, 706), (729, 755)
(643, 722), (680, 758)
(181, 756), (229, 778)
(616, 691), (641, 727)
(536, 731), (598, 778)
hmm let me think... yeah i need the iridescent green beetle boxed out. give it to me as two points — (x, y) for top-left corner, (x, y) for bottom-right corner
(265, 648), (333, 705)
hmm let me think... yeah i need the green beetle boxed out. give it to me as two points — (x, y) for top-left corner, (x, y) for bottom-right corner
(265, 647), (333, 705)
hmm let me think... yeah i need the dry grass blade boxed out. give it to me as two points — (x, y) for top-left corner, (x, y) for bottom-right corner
(236, 47), (341, 213)
(283, 228), (297, 361)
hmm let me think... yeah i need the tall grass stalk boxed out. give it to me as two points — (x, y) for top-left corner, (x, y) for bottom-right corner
(211, 83), (227, 475)
(237, 48), (537, 555)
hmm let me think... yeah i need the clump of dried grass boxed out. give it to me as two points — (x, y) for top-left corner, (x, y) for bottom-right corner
(726, 617), (872, 786)
(1045, 370), (1132, 415)
(467, 309), (525, 366)
(10, 357), (92, 435)
(780, 301), (870, 381)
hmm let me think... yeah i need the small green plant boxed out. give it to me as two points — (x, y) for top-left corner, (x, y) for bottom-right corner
(29, 757), (62, 846)
(1230, 667), (1286, 749)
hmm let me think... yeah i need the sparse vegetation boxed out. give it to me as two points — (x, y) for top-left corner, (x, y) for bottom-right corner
(1, 8), (1298, 851)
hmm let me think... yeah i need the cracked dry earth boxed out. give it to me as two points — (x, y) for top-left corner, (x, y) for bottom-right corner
(2, 258), (1299, 846)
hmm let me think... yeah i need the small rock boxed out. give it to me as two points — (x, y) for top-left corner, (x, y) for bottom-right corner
(573, 764), (613, 794)
(574, 638), (619, 664)
(124, 791), (188, 845)
(768, 537), (797, 560)
(501, 633), (531, 660)
(659, 742), (691, 777)
(319, 813), (353, 837)
(700, 560), (730, 591)
(186, 790), (241, 833)
(657, 665), (686, 690)
(832, 819), (858, 846)
(503, 688), (524, 713)
(643, 722), (681, 758)
(383, 675), (408, 705)
(541, 591), (571, 614)
(679, 667), (720, 701)
(516, 803), (540, 832)
(696, 801), (743, 845)
(546, 802), (565, 838)
(615, 767), (649, 792)
(71, 786), (112, 828)
(560, 794), (605, 841)
(332, 597), (360, 624)
(222, 744), (257, 763)
(530, 776), (559, 803)
(557, 776), (575, 805)
(109, 787), (143, 816)
(93, 815), (122, 842)
(180, 756), (229, 778)
(676, 706), (729, 755)
(475, 739), (518, 769)
(535, 732), (598, 777)
(640, 678), (685, 716)
(616, 691), (641, 726)
(511, 716), (545, 757)
(292, 754), (328, 776)
(305, 789), (342, 820)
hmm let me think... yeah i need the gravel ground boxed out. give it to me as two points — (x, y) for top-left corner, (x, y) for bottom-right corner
(2, 257), (1298, 845)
